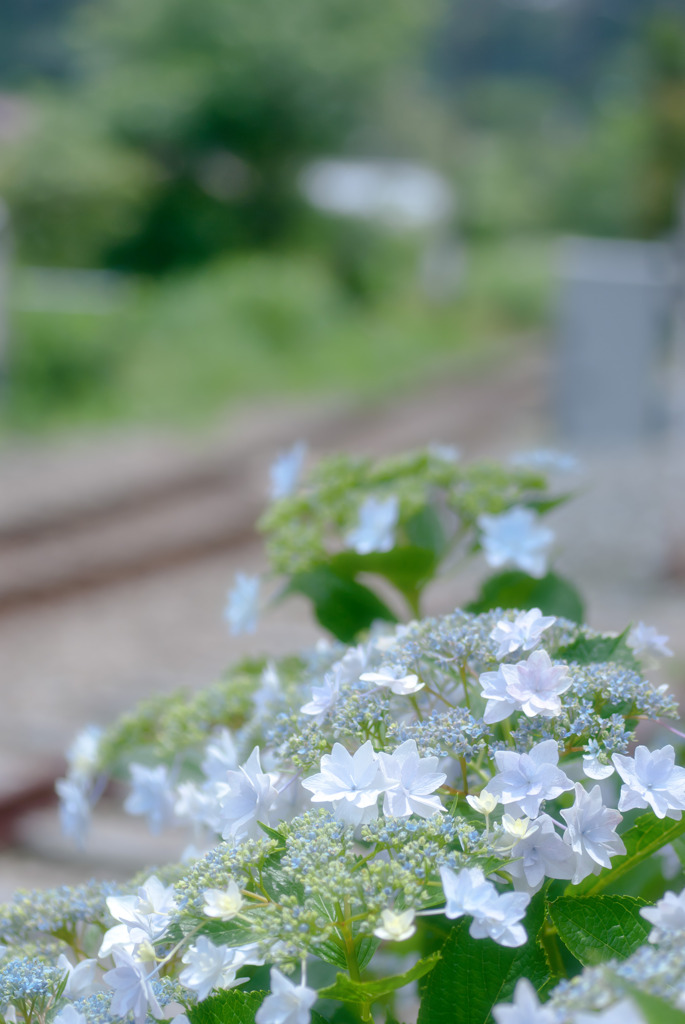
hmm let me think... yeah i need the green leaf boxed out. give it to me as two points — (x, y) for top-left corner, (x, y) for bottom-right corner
(355, 935), (380, 971)
(466, 571), (584, 623)
(189, 988), (331, 1024)
(257, 821), (287, 846)
(330, 546), (437, 599)
(318, 953), (440, 1004)
(404, 505), (449, 557)
(417, 892), (551, 1024)
(625, 986), (685, 1024)
(671, 834), (685, 868)
(526, 493), (574, 515)
(557, 627), (638, 668)
(284, 566), (397, 641)
(496, 889), (553, 1003)
(571, 813), (685, 896)
(188, 989), (267, 1024)
(549, 895), (650, 965)
(261, 865), (305, 904)
(315, 938), (350, 970)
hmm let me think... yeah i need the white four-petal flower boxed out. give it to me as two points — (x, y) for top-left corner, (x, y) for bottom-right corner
(477, 506), (554, 579)
(378, 739), (445, 819)
(489, 608), (556, 660)
(301, 741), (385, 826)
(179, 937), (251, 1002)
(561, 783), (625, 884)
(269, 442), (307, 501)
(439, 865), (530, 947)
(493, 978), (556, 1024)
(360, 668), (424, 695)
(613, 744), (685, 820)
(224, 573), (261, 635)
(218, 747), (280, 841)
(485, 739), (574, 818)
(640, 887), (685, 940)
(345, 496), (399, 555)
(479, 650), (571, 723)
(255, 967), (317, 1024)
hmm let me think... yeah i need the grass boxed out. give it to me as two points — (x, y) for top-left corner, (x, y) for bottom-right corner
(2, 236), (555, 435)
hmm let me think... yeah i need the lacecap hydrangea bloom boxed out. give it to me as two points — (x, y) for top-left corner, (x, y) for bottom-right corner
(42, 604), (685, 1024)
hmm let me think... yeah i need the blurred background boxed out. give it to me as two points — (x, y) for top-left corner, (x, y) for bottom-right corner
(1, 0), (685, 890)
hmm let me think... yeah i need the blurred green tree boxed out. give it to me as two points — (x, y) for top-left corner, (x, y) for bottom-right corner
(0, 0), (435, 270)
(637, 15), (685, 235)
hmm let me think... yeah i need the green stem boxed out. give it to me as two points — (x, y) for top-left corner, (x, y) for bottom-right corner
(459, 755), (470, 796)
(339, 902), (372, 1022)
(540, 921), (567, 979)
(459, 663), (471, 711)
(404, 587), (422, 620)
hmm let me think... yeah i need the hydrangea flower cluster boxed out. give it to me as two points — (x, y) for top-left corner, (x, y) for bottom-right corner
(4, 444), (680, 1024)
(36, 599), (684, 1024)
(224, 445), (569, 637)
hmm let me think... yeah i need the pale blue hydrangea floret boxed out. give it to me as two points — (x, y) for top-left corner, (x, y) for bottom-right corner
(560, 783), (626, 884)
(378, 739), (446, 819)
(626, 621), (673, 659)
(269, 441), (307, 501)
(479, 650), (571, 723)
(100, 875), (177, 959)
(493, 978), (557, 1024)
(477, 505), (554, 579)
(55, 778), (92, 849)
(179, 936), (258, 1001)
(612, 744), (685, 820)
(104, 947), (162, 1024)
(345, 495), (399, 554)
(65, 726), (103, 783)
(301, 741), (385, 826)
(124, 764), (176, 835)
(224, 573), (261, 635)
(217, 746), (280, 841)
(500, 813), (575, 894)
(439, 865), (530, 947)
(484, 739), (574, 818)
(490, 608), (556, 660)
(255, 967), (317, 1024)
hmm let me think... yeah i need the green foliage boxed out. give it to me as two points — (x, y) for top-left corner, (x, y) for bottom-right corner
(318, 953), (439, 1003)
(95, 658), (269, 774)
(2, 0), (435, 271)
(549, 896), (650, 966)
(626, 986), (685, 1024)
(0, 100), (154, 267)
(557, 627), (639, 669)
(467, 570), (585, 623)
(3, 241), (553, 436)
(283, 567), (397, 643)
(330, 548), (439, 608)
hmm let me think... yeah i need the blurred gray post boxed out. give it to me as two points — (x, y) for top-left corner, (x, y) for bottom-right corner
(554, 237), (674, 448)
(0, 199), (9, 392)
